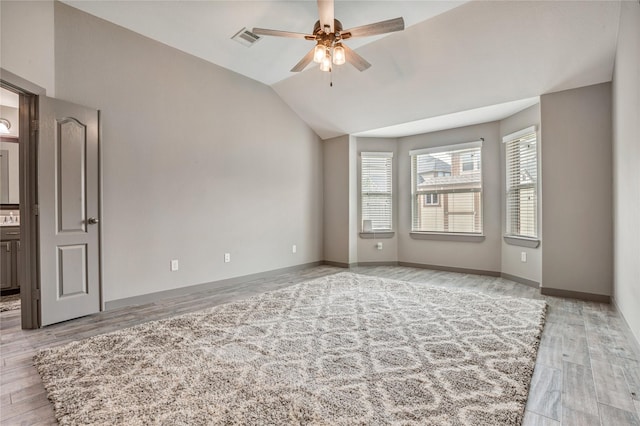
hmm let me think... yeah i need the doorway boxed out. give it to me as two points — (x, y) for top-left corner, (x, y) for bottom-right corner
(1, 88), (21, 316)
(1, 69), (102, 329)
(0, 77), (39, 329)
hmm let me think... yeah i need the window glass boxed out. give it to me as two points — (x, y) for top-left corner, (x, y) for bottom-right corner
(361, 153), (393, 231)
(411, 142), (483, 234)
(505, 128), (538, 238)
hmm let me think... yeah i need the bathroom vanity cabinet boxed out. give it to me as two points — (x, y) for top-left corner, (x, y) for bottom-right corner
(1, 227), (20, 291)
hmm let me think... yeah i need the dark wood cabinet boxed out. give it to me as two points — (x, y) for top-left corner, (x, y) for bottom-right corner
(1, 227), (20, 291)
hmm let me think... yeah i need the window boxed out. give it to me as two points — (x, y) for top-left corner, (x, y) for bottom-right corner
(460, 151), (480, 173)
(423, 193), (439, 206)
(410, 141), (483, 234)
(361, 152), (393, 231)
(504, 127), (538, 238)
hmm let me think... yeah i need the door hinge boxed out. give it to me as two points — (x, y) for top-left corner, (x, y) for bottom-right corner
(32, 289), (40, 301)
(31, 120), (39, 132)
(33, 204), (39, 216)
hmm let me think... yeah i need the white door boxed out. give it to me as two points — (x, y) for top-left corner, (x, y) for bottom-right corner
(38, 96), (100, 326)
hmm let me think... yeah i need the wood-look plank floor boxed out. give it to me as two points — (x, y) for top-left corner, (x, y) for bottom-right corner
(1, 265), (639, 425)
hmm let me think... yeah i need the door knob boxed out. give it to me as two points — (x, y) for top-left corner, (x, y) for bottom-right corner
(87, 217), (99, 225)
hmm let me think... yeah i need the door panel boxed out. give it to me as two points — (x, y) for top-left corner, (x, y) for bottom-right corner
(57, 118), (87, 233)
(0, 242), (11, 289)
(39, 96), (100, 326)
(57, 244), (88, 297)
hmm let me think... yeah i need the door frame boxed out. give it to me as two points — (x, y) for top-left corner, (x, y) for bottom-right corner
(1, 69), (42, 329)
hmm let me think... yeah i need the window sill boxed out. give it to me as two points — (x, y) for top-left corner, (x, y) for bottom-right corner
(359, 231), (395, 239)
(410, 232), (485, 242)
(503, 236), (540, 248)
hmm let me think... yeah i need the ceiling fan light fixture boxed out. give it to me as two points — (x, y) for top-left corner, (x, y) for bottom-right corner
(333, 43), (346, 65)
(313, 44), (326, 63)
(320, 50), (332, 72)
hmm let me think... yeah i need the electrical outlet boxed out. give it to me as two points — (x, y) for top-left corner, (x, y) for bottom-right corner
(170, 259), (179, 271)
(224, 253), (231, 263)
(292, 244), (297, 253)
(376, 242), (383, 250)
(521, 252), (527, 263)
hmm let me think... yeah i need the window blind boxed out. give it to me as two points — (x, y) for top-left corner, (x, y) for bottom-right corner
(361, 152), (393, 231)
(410, 141), (483, 234)
(504, 127), (538, 238)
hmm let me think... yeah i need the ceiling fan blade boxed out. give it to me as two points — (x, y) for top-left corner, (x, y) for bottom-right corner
(291, 47), (316, 72)
(342, 44), (371, 72)
(252, 28), (315, 40)
(317, 0), (335, 33)
(341, 17), (405, 39)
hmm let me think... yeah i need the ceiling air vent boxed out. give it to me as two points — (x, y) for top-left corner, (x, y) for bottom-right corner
(231, 28), (261, 47)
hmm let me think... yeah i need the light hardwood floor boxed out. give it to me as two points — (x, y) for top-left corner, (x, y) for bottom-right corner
(1, 265), (639, 425)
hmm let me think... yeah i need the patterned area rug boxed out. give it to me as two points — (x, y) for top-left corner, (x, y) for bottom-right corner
(35, 272), (546, 425)
(0, 293), (21, 312)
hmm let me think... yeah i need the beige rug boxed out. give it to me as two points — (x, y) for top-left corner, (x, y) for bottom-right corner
(35, 272), (546, 425)
(0, 293), (21, 312)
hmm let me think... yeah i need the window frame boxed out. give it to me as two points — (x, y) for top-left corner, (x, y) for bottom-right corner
(460, 152), (480, 174)
(503, 126), (539, 242)
(410, 140), (484, 236)
(360, 151), (393, 233)
(423, 193), (440, 207)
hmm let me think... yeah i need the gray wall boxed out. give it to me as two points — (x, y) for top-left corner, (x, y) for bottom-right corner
(355, 137), (399, 264)
(0, 0), (55, 96)
(397, 122), (502, 273)
(499, 104), (542, 284)
(54, 3), (323, 303)
(323, 135), (351, 265)
(541, 83), (613, 296)
(612, 2), (640, 342)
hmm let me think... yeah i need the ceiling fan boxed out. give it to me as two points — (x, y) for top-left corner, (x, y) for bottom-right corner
(253, 0), (405, 73)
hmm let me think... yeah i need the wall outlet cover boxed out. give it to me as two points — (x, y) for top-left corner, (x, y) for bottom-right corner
(521, 252), (527, 262)
(292, 245), (297, 253)
(170, 259), (179, 271)
(224, 253), (231, 263)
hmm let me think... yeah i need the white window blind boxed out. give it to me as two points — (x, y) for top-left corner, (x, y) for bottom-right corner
(410, 141), (483, 234)
(504, 127), (538, 238)
(361, 152), (393, 231)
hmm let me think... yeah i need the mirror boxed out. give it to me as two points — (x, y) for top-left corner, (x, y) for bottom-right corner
(1, 88), (20, 206)
(0, 137), (19, 205)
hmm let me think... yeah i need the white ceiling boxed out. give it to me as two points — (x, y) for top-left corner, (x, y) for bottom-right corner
(61, 1), (622, 140)
(63, 0), (468, 86)
(354, 97), (540, 138)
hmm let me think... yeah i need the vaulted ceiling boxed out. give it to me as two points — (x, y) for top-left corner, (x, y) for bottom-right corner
(62, 1), (622, 139)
